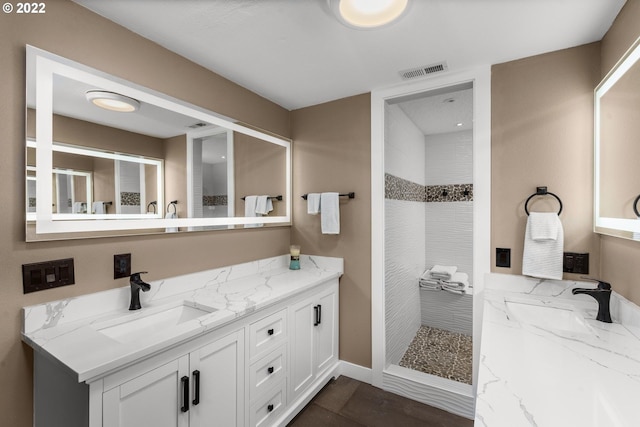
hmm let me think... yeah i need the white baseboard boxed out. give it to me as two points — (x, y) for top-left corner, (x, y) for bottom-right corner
(337, 360), (372, 384)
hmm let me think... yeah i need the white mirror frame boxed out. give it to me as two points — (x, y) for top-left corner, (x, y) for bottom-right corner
(594, 36), (640, 236)
(28, 45), (291, 235)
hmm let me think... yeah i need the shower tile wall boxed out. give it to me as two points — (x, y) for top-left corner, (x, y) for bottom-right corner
(424, 131), (473, 285)
(385, 104), (424, 365)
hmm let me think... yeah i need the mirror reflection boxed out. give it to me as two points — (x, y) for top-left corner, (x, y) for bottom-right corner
(595, 36), (640, 239)
(26, 45), (291, 240)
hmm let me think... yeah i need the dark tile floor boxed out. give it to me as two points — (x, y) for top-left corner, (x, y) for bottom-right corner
(288, 376), (474, 427)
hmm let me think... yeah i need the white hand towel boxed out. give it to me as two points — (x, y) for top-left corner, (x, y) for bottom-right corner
(522, 213), (564, 280)
(72, 202), (83, 214)
(244, 196), (258, 217)
(255, 195), (273, 215)
(529, 212), (559, 241)
(243, 195), (262, 228)
(320, 192), (340, 234)
(429, 265), (458, 281)
(165, 211), (178, 233)
(92, 201), (104, 214)
(307, 193), (321, 215)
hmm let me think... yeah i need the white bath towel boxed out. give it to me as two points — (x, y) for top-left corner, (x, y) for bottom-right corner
(529, 212), (560, 240)
(255, 195), (273, 215)
(419, 280), (441, 291)
(320, 192), (340, 234)
(441, 272), (470, 295)
(522, 213), (564, 280)
(429, 265), (458, 281)
(92, 201), (105, 214)
(307, 193), (321, 215)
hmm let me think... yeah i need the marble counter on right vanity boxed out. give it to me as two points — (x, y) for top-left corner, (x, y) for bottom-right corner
(475, 273), (640, 427)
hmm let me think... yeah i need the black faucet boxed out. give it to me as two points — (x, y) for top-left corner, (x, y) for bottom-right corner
(571, 279), (612, 323)
(129, 271), (150, 310)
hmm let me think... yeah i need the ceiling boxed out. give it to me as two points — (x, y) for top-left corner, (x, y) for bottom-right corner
(73, 0), (625, 111)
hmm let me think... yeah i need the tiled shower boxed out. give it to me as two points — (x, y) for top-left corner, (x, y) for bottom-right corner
(384, 91), (474, 384)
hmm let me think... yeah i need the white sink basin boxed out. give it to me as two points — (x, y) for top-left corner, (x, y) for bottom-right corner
(94, 302), (216, 343)
(505, 299), (594, 335)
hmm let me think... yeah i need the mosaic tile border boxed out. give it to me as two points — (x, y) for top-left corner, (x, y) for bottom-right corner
(203, 195), (228, 206)
(385, 174), (473, 202)
(120, 192), (140, 206)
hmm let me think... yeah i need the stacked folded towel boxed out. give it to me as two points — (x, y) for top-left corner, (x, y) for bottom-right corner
(418, 266), (471, 295)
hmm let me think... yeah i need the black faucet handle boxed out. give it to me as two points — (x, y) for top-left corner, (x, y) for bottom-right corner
(579, 277), (611, 290)
(130, 271), (149, 282)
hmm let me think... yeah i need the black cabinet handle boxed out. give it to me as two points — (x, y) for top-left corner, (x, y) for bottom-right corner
(268, 366), (274, 374)
(314, 304), (322, 326)
(267, 328), (274, 336)
(314, 305), (319, 326)
(267, 404), (274, 412)
(181, 376), (189, 413)
(192, 370), (200, 406)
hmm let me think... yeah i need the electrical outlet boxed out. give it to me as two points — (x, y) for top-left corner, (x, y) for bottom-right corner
(563, 252), (589, 274)
(496, 248), (511, 268)
(22, 258), (75, 294)
(114, 253), (131, 279)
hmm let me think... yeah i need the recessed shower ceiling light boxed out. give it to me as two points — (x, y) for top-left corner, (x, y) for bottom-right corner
(329, 0), (409, 29)
(85, 90), (140, 112)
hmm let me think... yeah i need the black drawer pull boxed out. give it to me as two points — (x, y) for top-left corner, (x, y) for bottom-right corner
(314, 304), (322, 326)
(268, 366), (274, 374)
(181, 376), (189, 413)
(192, 370), (200, 406)
(267, 328), (274, 336)
(267, 404), (274, 412)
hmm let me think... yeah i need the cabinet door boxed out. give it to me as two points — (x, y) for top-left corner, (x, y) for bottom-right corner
(289, 298), (315, 402)
(315, 289), (338, 375)
(189, 329), (245, 427)
(103, 356), (189, 427)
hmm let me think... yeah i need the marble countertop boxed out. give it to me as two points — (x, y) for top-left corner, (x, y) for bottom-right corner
(22, 255), (343, 383)
(475, 273), (640, 427)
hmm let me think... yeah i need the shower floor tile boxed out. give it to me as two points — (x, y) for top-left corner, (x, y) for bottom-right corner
(399, 325), (472, 385)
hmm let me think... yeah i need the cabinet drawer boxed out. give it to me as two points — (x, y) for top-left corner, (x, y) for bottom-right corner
(249, 381), (286, 427)
(249, 345), (286, 403)
(249, 309), (287, 361)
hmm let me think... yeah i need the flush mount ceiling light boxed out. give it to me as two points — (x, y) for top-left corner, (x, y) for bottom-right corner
(329, 0), (409, 29)
(85, 90), (140, 112)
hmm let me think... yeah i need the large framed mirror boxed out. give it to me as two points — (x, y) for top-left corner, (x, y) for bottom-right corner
(594, 36), (640, 240)
(26, 46), (291, 241)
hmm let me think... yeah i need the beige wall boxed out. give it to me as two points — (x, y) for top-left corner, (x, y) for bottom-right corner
(291, 94), (372, 368)
(0, 1), (290, 425)
(491, 43), (602, 279)
(599, 0), (640, 304)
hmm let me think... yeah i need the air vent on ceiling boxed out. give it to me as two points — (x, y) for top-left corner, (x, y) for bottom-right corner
(399, 62), (449, 80)
(188, 122), (209, 129)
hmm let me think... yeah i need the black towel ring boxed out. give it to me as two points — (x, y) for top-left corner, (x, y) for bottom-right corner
(166, 200), (177, 214)
(524, 187), (563, 216)
(634, 194), (640, 217)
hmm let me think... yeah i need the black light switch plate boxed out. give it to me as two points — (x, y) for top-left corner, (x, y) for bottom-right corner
(22, 258), (75, 294)
(114, 253), (131, 279)
(496, 248), (511, 268)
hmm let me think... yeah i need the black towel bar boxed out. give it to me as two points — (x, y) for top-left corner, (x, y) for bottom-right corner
(241, 195), (283, 201)
(633, 194), (640, 217)
(524, 186), (562, 216)
(301, 192), (355, 200)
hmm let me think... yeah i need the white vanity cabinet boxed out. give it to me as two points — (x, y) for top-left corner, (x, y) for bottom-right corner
(23, 257), (342, 427)
(289, 281), (339, 404)
(102, 329), (245, 427)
